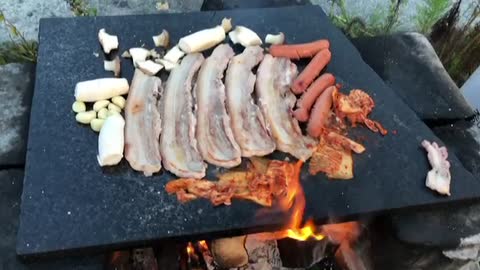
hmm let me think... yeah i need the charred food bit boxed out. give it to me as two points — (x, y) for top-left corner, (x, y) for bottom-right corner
(421, 140), (451, 196)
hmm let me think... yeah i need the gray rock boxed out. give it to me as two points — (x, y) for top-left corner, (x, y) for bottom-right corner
(0, 169), (103, 269)
(0, 63), (34, 166)
(310, 0), (478, 32)
(352, 32), (475, 120)
(0, 0), (73, 43)
(86, 0), (203, 16)
(461, 66), (480, 110)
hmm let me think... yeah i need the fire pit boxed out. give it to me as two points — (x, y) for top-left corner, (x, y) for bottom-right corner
(16, 6), (480, 258)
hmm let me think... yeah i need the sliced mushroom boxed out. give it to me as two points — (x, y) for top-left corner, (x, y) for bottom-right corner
(104, 56), (121, 77)
(178, 18), (231, 53)
(163, 45), (185, 64)
(155, 59), (178, 71)
(98, 28), (119, 54)
(152, 29), (170, 47)
(137, 60), (164, 76)
(228, 26), (262, 47)
(265, 32), (285, 45)
(129, 47), (150, 68)
(221, 18), (233, 32)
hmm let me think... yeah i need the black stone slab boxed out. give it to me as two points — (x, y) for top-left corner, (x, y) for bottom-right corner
(351, 33), (475, 120)
(201, 0), (309, 11)
(17, 6), (480, 256)
(389, 120), (480, 248)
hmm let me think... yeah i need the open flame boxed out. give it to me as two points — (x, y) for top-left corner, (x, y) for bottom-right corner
(198, 240), (208, 251)
(255, 161), (325, 241)
(186, 242), (194, 256)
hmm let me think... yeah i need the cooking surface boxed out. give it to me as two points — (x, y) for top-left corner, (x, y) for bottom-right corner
(17, 6), (480, 256)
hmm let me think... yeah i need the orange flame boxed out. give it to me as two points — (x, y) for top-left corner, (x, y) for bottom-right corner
(186, 242), (194, 256)
(256, 160), (325, 241)
(198, 240), (208, 251)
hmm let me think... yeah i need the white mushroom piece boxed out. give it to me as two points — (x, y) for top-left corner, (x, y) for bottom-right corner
(155, 59), (178, 71)
(265, 32), (285, 45)
(98, 28), (119, 54)
(74, 78), (129, 102)
(97, 114), (125, 166)
(129, 47), (150, 68)
(178, 17), (232, 53)
(152, 30), (170, 47)
(228, 26), (262, 47)
(137, 60), (164, 76)
(104, 56), (121, 77)
(163, 46), (185, 64)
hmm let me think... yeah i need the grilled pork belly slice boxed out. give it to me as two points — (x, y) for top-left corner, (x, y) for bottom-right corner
(225, 46), (275, 157)
(195, 44), (242, 168)
(421, 140), (451, 196)
(159, 53), (207, 178)
(124, 69), (163, 176)
(255, 54), (316, 161)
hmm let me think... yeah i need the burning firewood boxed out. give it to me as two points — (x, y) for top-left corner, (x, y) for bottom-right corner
(211, 236), (248, 268)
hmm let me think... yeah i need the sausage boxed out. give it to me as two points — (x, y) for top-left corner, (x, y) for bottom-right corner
(292, 49), (332, 94)
(307, 86), (335, 137)
(269, 39), (330, 59)
(293, 73), (335, 122)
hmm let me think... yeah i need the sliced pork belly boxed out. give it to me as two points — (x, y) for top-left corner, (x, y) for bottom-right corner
(124, 69), (163, 176)
(225, 46), (275, 157)
(421, 140), (451, 196)
(195, 44), (242, 168)
(255, 54), (316, 161)
(159, 53), (207, 178)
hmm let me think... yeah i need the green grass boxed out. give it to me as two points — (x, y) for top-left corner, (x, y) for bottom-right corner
(415, 0), (452, 34)
(0, 10), (38, 64)
(68, 0), (98, 16)
(328, 0), (408, 38)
